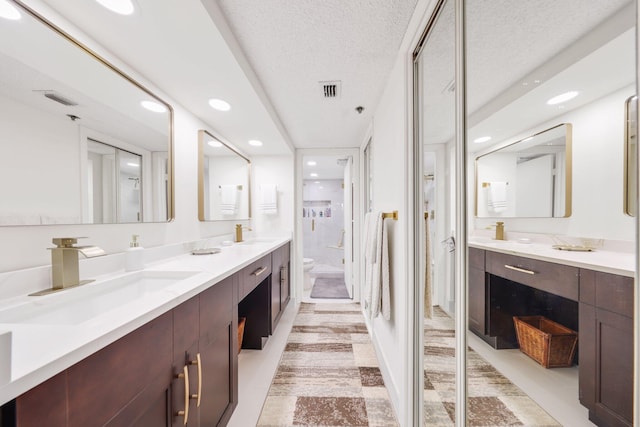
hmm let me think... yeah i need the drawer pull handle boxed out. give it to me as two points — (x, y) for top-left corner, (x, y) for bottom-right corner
(252, 266), (267, 276)
(176, 365), (190, 425)
(189, 353), (202, 407)
(504, 264), (535, 275)
(280, 266), (286, 284)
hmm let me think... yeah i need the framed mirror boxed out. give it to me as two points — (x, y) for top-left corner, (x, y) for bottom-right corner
(475, 123), (572, 218)
(625, 95), (637, 216)
(198, 129), (251, 221)
(0, 1), (173, 225)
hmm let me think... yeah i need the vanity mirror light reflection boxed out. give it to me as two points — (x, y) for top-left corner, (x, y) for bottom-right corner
(475, 123), (572, 218)
(198, 130), (251, 221)
(0, 0), (173, 225)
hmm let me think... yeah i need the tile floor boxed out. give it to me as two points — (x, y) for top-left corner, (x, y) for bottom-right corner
(228, 299), (594, 427)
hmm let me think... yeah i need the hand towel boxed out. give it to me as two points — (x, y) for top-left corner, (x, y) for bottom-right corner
(424, 213), (433, 319)
(487, 181), (507, 213)
(260, 184), (278, 215)
(220, 185), (238, 215)
(363, 211), (390, 321)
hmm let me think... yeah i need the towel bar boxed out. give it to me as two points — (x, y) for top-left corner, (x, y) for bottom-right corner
(482, 182), (509, 188)
(218, 185), (243, 190)
(382, 210), (398, 220)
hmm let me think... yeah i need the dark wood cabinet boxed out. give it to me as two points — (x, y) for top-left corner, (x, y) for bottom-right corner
(198, 275), (237, 426)
(579, 270), (633, 427)
(271, 243), (290, 331)
(6, 241), (290, 427)
(468, 247), (486, 336)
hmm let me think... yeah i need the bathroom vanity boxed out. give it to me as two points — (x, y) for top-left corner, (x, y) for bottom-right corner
(0, 238), (290, 427)
(468, 241), (633, 427)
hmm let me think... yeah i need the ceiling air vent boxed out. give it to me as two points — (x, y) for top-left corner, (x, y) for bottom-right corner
(319, 81), (341, 99)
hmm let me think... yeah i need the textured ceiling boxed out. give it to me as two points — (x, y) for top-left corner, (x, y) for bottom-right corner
(420, 0), (635, 150)
(216, 0), (419, 149)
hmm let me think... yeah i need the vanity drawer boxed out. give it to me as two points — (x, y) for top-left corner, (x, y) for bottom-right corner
(486, 251), (579, 301)
(239, 254), (272, 300)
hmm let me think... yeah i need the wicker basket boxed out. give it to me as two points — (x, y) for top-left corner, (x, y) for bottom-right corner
(237, 317), (246, 354)
(513, 316), (577, 368)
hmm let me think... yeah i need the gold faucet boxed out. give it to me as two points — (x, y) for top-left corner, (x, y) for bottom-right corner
(235, 224), (252, 243)
(495, 222), (505, 240)
(31, 237), (105, 296)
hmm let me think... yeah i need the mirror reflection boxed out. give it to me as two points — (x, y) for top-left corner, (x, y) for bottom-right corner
(198, 130), (251, 221)
(625, 95), (637, 216)
(475, 124), (572, 218)
(0, 0), (173, 225)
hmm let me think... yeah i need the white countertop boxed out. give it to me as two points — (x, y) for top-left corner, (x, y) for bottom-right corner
(0, 236), (290, 406)
(468, 238), (635, 277)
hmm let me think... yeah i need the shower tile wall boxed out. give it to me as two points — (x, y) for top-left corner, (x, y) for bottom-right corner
(302, 179), (344, 275)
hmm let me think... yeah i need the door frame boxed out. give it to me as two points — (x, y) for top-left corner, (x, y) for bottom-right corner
(293, 148), (361, 302)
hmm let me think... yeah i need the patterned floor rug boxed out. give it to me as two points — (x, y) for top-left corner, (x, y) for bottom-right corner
(310, 277), (350, 299)
(424, 306), (560, 426)
(257, 303), (398, 426)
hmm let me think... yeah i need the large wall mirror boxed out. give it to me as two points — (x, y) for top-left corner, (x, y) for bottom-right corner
(198, 130), (251, 221)
(0, 1), (173, 225)
(475, 123), (572, 218)
(625, 95), (637, 216)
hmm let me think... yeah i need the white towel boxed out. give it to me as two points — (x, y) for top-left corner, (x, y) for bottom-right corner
(259, 184), (278, 215)
(363, 211), (390, 321)
(220, 185), (238, 215)
(487, 182), (507, 213)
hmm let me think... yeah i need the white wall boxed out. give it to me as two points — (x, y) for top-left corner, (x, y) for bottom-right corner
(0, 3), (293, 274)
(367, 50), (409, 424)
(472, 85), (635, 241)
(250, 155), (294, 236)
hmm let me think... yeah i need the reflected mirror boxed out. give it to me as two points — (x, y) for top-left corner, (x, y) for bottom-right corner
(0, 1), (173, 225)
(475, 124), (572, 218)
(198, 130), (251, 221)
(625, 95), (637, 216)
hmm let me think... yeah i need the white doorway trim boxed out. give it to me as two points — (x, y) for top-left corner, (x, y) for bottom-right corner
(294, 148), (361, 303)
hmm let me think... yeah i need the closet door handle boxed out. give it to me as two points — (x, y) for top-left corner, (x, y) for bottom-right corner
(504, 264), (536, 275)
(176, 365), (190, 425)
(189, 353), (202, 407)
(252, 266), (267, 276)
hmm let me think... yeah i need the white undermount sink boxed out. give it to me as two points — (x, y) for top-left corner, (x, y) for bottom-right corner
(0, 270), (198, 325)
(237, 238), (277, 245)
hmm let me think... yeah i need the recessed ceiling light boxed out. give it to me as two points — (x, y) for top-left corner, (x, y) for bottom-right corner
(140, 100), (167, 113)
(310, 173), (318, 178)
(314, 181), (320, 184)
(209, 98), (231, 111)
(473, 136), (491, 144)
(307, 161), (317, 166)
(95, 0), (135, 15)
(248, 139), (263, 147)
(208, 139), (223, 148)
(0, 1), (21, 20)
(547, 91), (578, 105)
(126, 162), (139, 167)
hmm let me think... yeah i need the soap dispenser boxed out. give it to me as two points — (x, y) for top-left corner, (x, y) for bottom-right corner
(124, 234), (144, 272)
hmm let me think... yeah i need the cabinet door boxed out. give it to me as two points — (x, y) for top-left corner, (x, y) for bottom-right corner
(271, 246), (283, 329)
(468, 267), (486, 335)
(172, 296), (200, 427)
(67, 312), (173, 427)
(199, 276), (237, 426)
(16, 371), (67, 427)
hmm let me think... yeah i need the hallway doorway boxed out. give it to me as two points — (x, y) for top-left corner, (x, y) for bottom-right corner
(301, 154), (353, 300)
(295, 148), (360, 305)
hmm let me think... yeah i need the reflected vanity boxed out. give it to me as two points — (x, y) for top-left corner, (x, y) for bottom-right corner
(475, 123), (572, 218)
(198, 130), (251, 221)
(0, 0), (174, 225)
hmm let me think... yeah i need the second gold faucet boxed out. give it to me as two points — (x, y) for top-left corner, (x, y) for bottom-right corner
(235, 224), (252, 242)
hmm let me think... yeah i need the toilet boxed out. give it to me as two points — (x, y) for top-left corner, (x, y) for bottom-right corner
(303, 258), (315, 290)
